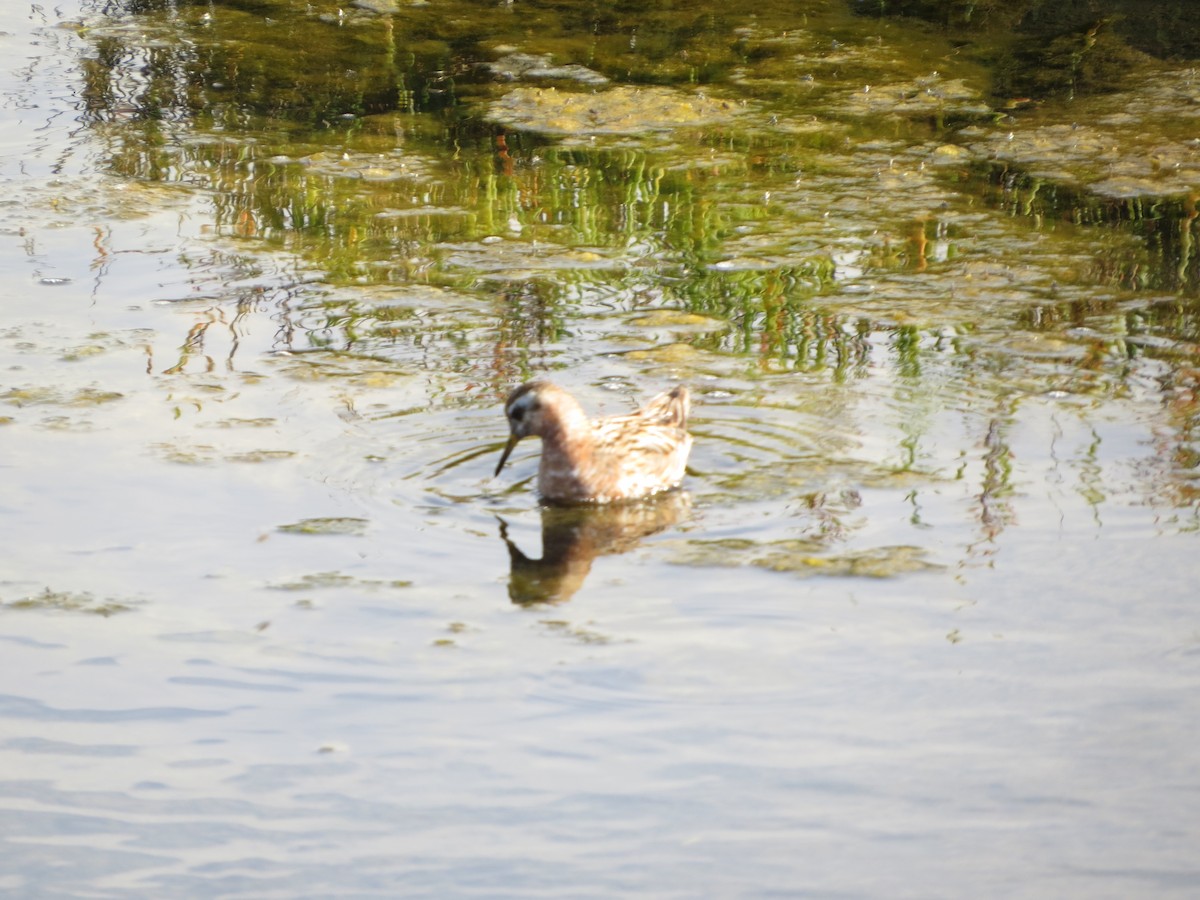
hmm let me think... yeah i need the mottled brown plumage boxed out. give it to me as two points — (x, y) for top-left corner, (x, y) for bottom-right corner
(494, 381), (692, 504)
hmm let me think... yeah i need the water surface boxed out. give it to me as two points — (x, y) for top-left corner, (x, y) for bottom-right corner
(1, 0), (1198, 896)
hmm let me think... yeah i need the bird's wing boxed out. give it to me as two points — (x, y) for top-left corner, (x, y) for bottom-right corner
(592, 419), (688, 459)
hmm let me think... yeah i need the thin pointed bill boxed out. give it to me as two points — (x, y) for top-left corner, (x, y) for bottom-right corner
(494, 433), (520, 477)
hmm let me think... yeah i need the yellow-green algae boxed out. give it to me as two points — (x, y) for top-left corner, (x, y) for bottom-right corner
(4, 588), (136, 617)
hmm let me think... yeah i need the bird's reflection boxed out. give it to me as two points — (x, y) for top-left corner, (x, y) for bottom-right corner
(498, 491), (692, 605)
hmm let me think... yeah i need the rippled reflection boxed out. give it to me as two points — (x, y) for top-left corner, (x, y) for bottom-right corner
(498, 492), (692, 604)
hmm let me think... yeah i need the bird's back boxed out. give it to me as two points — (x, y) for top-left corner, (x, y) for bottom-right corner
(586, 386), (692, 501)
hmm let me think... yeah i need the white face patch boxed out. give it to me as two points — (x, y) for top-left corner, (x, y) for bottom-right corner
(506, 389), (540, 436)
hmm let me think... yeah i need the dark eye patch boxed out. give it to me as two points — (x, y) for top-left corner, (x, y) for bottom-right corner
(511, 406), (525, 421)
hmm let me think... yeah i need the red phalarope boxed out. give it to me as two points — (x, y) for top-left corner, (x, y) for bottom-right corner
(494, 381), (692, 504)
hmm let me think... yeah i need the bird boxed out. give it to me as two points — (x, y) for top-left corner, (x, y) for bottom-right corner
(494, 380), (692, 504)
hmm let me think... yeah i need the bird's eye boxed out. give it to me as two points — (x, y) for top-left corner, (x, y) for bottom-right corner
(511, 406), (525, 421)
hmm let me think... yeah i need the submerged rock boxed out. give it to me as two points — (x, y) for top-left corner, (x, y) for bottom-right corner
(486, 85), (744, 136)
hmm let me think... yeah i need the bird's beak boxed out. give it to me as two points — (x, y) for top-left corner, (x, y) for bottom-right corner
(495, 433), (519, 477)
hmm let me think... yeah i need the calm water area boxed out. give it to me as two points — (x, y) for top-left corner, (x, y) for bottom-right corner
(1, 0), (1198, 895)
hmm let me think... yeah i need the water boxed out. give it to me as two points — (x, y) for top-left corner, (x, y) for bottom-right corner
(1, 1), (1198, 896)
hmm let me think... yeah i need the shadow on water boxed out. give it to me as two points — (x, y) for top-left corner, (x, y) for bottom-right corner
(860, 0), (1200, 96)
